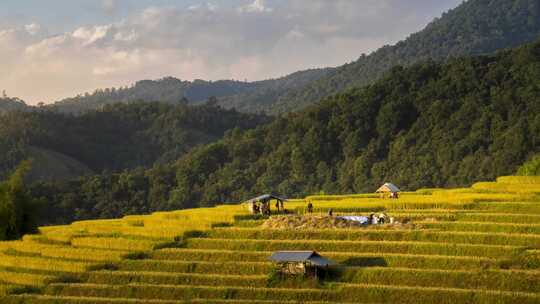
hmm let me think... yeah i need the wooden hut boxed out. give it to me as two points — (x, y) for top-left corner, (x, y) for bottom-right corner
(268, 251), (335, 277)
(376, 182), (401, 198)
(245, 194), (287, 214)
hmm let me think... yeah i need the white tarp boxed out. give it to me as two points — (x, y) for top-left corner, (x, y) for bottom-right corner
(338, 216), (369, 225)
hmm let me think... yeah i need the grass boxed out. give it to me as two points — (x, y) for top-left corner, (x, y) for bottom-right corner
(84, 271), (267, 287)
(2, 295), (348, 304)
(151, 249), (502, 270)
(0, 253), (96, 273)
(70, 237), (162, 252)
(333, 283), (540, 304)
(416, 221), (540, 234)
(1, 174), (540, 302)
(203, 227), (540, 247)
(43, 283), (331, 302)
(118, 260), (273, 276)
(0, 240), (130, 262)
(0, 271), (56, 286)
(339, 267), (540, 292)
(184, 238), (526, 258)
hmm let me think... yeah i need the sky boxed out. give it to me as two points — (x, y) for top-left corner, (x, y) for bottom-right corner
(0, 0), (463, 104)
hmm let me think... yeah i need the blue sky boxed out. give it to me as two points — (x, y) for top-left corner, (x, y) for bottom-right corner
(0, 0), (195, 31)
(0, 0), (463, 103)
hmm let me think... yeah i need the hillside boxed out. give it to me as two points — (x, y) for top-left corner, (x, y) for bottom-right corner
(28, 39), (540, 224)
(164, 39), (540, 208)
(268, 0), (540, 113)
(34, 0), (540, 115)
(0, 98), (28, 113)
(0, 175), (539, 303)
(48, 69), (330, 114)
(0, 102), (269, 180)
(24, 147), (94, 183)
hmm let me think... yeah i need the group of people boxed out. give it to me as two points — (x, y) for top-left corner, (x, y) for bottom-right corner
(251, 200), (285, 216)
(369, 213), (393, 225)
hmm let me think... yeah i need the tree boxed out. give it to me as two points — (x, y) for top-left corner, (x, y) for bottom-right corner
(517, 154), (540, 176)
(0, 160), (40, 240)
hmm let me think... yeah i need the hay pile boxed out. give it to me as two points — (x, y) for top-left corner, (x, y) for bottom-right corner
(261, 215), (415, 230)
(262, 215), (364, 229)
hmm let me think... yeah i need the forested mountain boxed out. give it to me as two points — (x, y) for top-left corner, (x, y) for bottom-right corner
(0, 103), (269, 180)
(49, 69), (330, 114)
(267, 0), (540, 113)
(0, 97), (29, 113)
(39, 0), (540, 115)
(32, 39), (540, 224)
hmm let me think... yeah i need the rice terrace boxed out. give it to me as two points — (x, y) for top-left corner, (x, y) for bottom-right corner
(1, 0), (540, 303)
(0, 175), (538, 303)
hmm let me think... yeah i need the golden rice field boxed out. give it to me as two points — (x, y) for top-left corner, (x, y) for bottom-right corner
(0, 175), (539, 303)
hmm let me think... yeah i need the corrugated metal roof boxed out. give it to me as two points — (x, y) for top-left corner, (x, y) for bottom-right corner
(268, 251), (335, 266)
(246, 194), (287, 203)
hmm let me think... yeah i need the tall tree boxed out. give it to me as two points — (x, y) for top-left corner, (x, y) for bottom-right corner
(0, 160), (40, 240)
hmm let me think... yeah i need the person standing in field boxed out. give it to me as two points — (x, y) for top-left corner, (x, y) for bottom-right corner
(307, 202), (313, 214)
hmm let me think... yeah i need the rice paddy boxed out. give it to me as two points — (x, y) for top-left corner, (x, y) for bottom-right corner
(0, 175), (539, 303)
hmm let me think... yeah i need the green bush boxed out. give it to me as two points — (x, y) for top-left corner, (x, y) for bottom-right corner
(517, 155), (540, 176)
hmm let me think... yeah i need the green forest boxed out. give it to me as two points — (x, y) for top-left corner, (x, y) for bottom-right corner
(0, 102), (269, 180)
(269, 0), (540, 113)
(23, 39), (540, 225)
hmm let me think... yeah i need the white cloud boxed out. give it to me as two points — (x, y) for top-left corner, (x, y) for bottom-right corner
(72, 25), (111, 46)
(0, 0), (462, 104)
(24, 23), (41, 35)
(239, 0), (273, 13)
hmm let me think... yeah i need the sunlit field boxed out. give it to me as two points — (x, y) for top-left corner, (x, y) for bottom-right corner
(1, 175), (539, 303)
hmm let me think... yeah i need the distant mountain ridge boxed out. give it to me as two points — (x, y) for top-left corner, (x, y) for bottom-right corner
(267, 0), (540, 113)
(22, 0), (537, 115)
(48, 68), (331, 114)
(0, 97), (28, 113)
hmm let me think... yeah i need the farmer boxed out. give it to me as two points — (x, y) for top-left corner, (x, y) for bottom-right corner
(307, 202), (314, 214)
(275, 201), (280, 212)
(328, 208), (333, 216)
(379, 213), (386, 224)
(251, 201), (258, 215)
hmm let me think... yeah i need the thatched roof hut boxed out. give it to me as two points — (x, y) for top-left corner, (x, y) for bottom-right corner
(376, 183), (401, 193)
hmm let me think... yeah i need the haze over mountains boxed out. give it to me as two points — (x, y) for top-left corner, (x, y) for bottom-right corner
(2, 0), (538, 115)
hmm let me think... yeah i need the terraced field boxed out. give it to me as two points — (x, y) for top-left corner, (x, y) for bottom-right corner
(1, 176), (539, 303)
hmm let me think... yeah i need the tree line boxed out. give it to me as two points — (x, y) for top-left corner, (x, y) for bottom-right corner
(28, 39), (540, 224)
